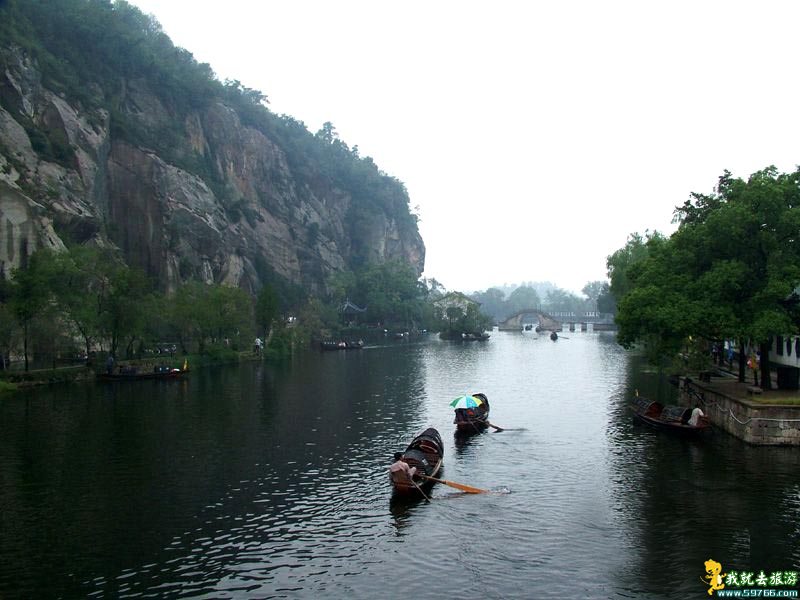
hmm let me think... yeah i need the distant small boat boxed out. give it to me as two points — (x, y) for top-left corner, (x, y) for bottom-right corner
(630, 395), (710, 436)
(390, 428), (444, 496)
(462, 332), (490, 341)
(319, 339), (364, 351)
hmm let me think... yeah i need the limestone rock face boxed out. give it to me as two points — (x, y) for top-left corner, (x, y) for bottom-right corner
(0, 45), (425, 293)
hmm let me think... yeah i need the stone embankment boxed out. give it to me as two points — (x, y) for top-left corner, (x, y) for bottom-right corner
(681, 373), (800, 446)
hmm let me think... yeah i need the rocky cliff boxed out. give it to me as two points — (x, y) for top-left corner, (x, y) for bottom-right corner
(0, 33), (424, 296)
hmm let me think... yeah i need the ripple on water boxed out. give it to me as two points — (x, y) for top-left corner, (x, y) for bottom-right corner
(2, 334), (799, 598)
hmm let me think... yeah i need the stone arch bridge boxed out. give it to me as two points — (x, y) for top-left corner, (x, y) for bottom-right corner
(498, 309), (560, 331)
(498, 309), (617, 332)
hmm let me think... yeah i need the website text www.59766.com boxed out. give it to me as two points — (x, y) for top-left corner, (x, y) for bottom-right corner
(716, 590), (798, 597)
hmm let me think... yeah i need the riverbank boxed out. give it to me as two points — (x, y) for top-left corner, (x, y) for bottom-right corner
(0, 349), (264, 393)
(681, 370), (800, 445)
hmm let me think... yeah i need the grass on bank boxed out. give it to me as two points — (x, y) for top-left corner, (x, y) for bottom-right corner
(749, 396), (800, 406)
(0, 380), (18, 393)
(0, 347), (258, 389)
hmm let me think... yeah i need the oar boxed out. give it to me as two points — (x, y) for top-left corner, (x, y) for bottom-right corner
(420, 474), (489, 494)
(487, 421), (504, 432)
(411, 478), (431, 502)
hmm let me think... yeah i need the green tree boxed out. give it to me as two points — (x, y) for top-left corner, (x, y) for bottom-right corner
(422, 277), (446, 299)
(169, 281), (253, 354)
(595, 283), (615, 314)
(471, 287), (507, 321)
(505, 285), (541, 315)
(445, 306), (464, 330)
(8, 250), (58, 371)
(255, 284), (279, 339)
(332, 261), (427, 330)
(103, 265), (152, 357)
(0, 297), (19, 370)
(207, 284), (253, 348)
(606, 231), (665, 304)
(49, 246), (118, 358)
(616, 167), (800, 386)
(581, 281), (607, 311)
(458, 303), (492, 334)
(543, 288), (584, 313)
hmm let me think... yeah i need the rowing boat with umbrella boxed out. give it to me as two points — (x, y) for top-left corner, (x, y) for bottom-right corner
(451, 393), (491, 433)
(389, 428), (444, 497)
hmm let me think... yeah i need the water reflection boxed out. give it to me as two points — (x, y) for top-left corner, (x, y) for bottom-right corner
(453, 429), (484, 456)
(608, 354), (800, 597)
(2, 333), (800, 598)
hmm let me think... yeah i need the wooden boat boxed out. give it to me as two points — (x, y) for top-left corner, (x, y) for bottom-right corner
(389, 428), (444, 496)
(630, 395), (710, 436)
(97, 364), (189, 381)
(319, 339), (364, 351)
(462, 332), (490, 341)
(453, 392), (491, 433)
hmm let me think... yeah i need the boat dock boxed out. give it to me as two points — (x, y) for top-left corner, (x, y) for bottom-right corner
(680, 372), (800, 445)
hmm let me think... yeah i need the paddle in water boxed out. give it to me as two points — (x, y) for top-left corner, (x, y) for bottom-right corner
(411, 479), (431, 502)
(420, 474), (489, 494)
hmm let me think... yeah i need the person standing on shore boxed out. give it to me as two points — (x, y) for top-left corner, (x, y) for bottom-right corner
(748, 350), (759, 386)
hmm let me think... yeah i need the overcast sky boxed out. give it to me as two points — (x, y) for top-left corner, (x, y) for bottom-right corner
(128, 0), (800, 295)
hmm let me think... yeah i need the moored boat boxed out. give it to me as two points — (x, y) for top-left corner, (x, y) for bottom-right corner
(319, 339), (364, 351)
(630, 395), (710, 436)
(453, 392), (491, 433)
(97, 363), (189, 381)
(462, 332), (490, 341)
(389, 428), (444, 496)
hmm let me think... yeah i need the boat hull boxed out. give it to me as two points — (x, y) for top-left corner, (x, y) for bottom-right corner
(390, 428), (444, 497)
(630, 396), (710, 437)
(632, 412), (710, 436)
(455, 417), (489, 433)
(97, 369), (189, 381)
(319, 340), (364, 351)
(391, 458), (443, 496)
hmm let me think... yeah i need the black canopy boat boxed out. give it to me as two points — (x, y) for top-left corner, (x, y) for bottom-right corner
(319, 339), (364, 351)
(630, 395), (710, 436)
(453, 392), (491, 433)
(97, 362), (189, 381)
(389, 428), (444, 496)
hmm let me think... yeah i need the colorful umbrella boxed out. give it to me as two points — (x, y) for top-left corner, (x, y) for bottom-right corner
(449, 394), (484, 409)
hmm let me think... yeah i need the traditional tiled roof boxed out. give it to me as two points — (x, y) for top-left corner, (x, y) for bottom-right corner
(341, 298), (367, 313)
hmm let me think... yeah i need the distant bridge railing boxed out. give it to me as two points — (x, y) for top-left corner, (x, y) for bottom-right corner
(497, 309), (616, 332)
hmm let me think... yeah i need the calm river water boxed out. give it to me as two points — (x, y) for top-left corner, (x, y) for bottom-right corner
(2, 331), (800, 599)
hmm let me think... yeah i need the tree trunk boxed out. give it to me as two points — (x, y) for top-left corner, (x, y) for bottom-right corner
(738, 340), (747, 383)
(760, 341), (772, 390)
(264, 325), (274, 349)
(23, 322), (29, 372)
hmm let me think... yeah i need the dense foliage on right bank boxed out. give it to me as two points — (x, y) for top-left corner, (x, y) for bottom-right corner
(609, 167), (800, 386)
